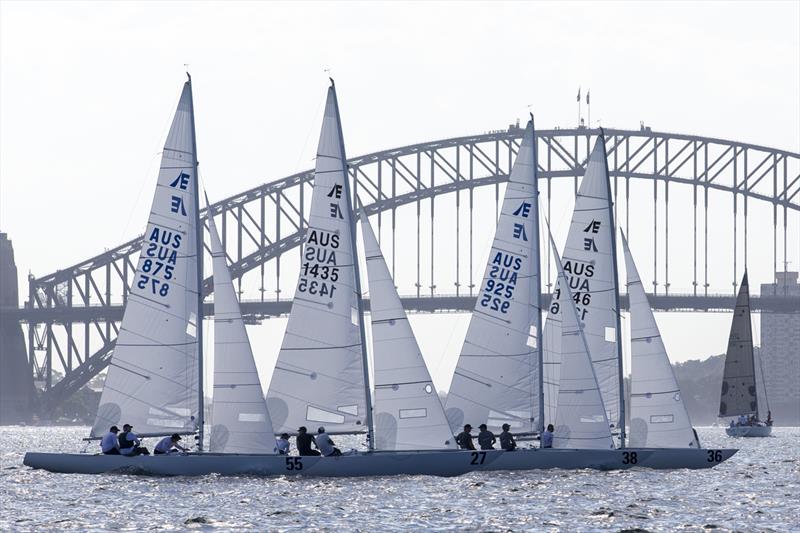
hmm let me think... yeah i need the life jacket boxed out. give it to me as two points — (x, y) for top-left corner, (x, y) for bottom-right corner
(118, 431), (135, 450)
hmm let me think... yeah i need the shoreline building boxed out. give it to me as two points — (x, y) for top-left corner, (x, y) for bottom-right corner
(759, 272), (800, 426)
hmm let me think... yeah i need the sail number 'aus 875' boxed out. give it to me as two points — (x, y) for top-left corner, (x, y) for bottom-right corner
(298, 229), (340, 299)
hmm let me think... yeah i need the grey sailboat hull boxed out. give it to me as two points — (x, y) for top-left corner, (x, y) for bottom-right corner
(23, 447), (736, 477)
(725, 425), (772, 438)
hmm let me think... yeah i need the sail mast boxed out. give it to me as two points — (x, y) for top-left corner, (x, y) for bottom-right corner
(600, 129), (626, 448)
(329, 79), (374, 449)
(186, 72), (204, 451)
(532, 115), (544, 435)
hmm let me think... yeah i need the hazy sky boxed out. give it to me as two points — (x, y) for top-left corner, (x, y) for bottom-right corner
(1, 1), (798, 390)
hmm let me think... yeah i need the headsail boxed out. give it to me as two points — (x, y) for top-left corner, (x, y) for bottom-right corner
(623, 232), (698, 448)
(266, 83), (368, 435)
(543, 136), (623, 432)
(91, 80), (201, 437)
(445, 118), (542, 435)
(208, 211), (276, 453)
(719, 272), (758, 418)
(361, 213), (455, 450)
(547, 227), (614, 450)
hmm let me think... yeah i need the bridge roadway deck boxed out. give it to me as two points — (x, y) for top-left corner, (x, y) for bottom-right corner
(3, 293), (798, 323)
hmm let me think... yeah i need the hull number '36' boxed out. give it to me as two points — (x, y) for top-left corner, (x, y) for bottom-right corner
(707, 450), (723, 462)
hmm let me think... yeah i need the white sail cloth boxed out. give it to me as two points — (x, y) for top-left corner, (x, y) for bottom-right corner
(445, 118), (541, 435)
(719, 272), (759, 418)
(543, 137), (622, 430)
(208, 214), (276, 453)
(266, 84), (368, 434)
(548, 229), (614, 450)
(361, 214), (455, 450)
(623, 233), (698, 448)
(92, 81), (200, 437)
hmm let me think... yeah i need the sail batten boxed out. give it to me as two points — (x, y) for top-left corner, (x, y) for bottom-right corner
(623, 232), (698, 448)
(91, 81), (200, 438)
(266, 84), (368, 435)
(445, 119), (541, 435)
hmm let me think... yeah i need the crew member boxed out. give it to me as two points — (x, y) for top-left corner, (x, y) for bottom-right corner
(154, 434), (188, 455)
(541, 424), (554, 449)
(477, 424), (496, 450)
(499, 423), (517, 451)
(456, 424), (476, 450)
(315, 427), (342, 457)
(276, 433), (290, 455)
(100, 426), (120, 455)
(296, 426), (320, 456)
(118, 424), (150, 456)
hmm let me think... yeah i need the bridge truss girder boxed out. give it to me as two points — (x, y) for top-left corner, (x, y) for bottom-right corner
(13, 127), (799, 411)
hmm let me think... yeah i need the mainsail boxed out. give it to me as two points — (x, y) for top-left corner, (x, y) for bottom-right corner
(266, 82), (368, 435)
(91, 79), (201, 437)
(719, 272), (759, 418)
(445, 118), (542, 435)
(548, 228), (614, 450)
(543, 136), (623, 432)
(208, 212), (276, 453)
(360, 212), (455, 450)
(623, 233), (698, 448)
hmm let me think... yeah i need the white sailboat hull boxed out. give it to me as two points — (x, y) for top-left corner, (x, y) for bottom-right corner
(725, 425), (772, 438)
(23, 447), (736, 477)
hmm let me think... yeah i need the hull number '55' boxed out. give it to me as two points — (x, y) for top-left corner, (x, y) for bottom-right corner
(285, 457), (303, 470)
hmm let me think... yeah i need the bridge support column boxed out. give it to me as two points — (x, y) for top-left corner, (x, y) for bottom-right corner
(0, 233), (36, 424)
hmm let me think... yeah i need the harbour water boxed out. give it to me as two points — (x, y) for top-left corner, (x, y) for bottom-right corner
(2, 426), (798, 532)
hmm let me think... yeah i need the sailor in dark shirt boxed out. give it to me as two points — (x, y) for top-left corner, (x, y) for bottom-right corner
(477, 423), (496, 450)
(455, 424), (476, 450)
(499, 423), (517, 451)
(295, 426), (321, 456)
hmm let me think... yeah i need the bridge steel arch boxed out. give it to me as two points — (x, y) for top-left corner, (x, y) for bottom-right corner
(12, 127), (800, 411)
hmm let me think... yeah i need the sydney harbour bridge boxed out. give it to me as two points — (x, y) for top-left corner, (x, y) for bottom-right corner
(1, 125), (799, 417)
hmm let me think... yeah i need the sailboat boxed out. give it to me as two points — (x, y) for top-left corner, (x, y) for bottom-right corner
(622, 232), (700, 449)
(445, 116), (543, 438)
(24, 82), (736, 476)
(720, 272), (773, 437)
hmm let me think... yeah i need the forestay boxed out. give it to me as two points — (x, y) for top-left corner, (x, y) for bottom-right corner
(266, 84), (367, 434)
(91, 81), (201, 437)
(208, 213), (276, 453)
(623, 233), (698, 448)
(543, 137), (622, 431)
(360, 214), (455, 450)
(548, 229), (614, 450)
(445, 119), (542, 435)
(719, 273), (758, 418)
